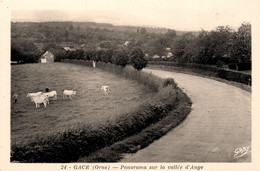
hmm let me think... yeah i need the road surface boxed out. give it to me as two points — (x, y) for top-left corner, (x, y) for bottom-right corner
(120, 69), (251, 162)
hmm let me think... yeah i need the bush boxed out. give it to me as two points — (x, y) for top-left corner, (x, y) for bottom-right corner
(23, 53), (40, 63)
(111, 49), (129, 67)
(100, 49), (114, 63)
(129, 48), (148, 70)
(228, 63), (251, 71)
(228, 63), (237, 70)
(216, 60), (225, 68)
(163, 78), (176, 87)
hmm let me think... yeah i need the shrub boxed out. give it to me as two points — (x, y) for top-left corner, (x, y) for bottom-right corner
(228, 63), (237, 70)
(100, 49), (114, 63)
(163, 78), (176, 87)
(54, 51), (65, 62)
(228, 63), (251, 71)
(111, 49), (129, 67)
(89, 50), (103, 62)
(129, 48), (148, 70)
(216, 60), (225, 68)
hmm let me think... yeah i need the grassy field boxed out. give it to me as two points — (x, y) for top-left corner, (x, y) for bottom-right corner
(11, 63), (152, 146)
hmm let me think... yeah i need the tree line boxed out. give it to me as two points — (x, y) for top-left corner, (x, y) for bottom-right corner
(170, 23), (251, 66)
(57, 47), (148, 70)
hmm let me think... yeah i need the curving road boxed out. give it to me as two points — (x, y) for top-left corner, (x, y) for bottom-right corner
(120, 69), (251, 162)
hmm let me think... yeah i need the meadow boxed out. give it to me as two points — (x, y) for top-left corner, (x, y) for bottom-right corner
(11, 63), (152, 146)
(11, 61), (191, 162)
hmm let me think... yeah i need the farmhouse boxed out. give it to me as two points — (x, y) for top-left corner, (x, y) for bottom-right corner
(167, 52), (173, 58)
(63, 47), (76, 51)
(40, 51), (54, 63)
(153, 55), (160, 59)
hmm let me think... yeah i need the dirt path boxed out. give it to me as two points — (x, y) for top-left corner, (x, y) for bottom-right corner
(120, 69), (251, 162)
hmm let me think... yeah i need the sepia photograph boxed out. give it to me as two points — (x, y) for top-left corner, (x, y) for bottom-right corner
(1, 0), (260, 170)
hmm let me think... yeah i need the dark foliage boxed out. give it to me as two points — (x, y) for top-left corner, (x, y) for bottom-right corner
(111, 49), (129, 67)
(163, 78), (176, 87)
(129, 48), (148, 70)
(171, 23), (251, 65)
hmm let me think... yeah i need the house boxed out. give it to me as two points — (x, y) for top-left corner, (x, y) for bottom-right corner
(63, 47), (76, 52)
(153, 55), (160, 58)
(40, 51), (54, 63)
(167, 52), (173, 58)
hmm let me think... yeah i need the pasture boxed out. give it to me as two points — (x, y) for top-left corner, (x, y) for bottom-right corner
(11, 63), (152, 145)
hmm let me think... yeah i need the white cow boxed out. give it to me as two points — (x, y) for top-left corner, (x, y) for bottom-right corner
(101, 86), (110, 95)
(41, 94), (50, 104)
(31, 95), (49, 109)
(27, 92), (43, 102)
(63, 90), (77, 100)
(43, 91), (57, 100)
(27, 92), (43, 97)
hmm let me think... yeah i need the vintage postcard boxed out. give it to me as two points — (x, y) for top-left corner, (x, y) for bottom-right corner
(1, 0), (260, 170)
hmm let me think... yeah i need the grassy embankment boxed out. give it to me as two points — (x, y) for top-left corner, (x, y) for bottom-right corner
(11, 60), (191, 163)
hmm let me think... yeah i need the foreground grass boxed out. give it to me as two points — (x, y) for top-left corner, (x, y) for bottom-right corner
(11, 63), (150, 145)
(11, 61), (192, 163)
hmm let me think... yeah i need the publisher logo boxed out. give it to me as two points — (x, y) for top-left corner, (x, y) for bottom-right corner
(234, 145), (251, 158)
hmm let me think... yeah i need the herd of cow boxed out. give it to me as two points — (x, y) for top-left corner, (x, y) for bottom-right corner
(26, 90), (77, 109)
(15, 85), (110, 109)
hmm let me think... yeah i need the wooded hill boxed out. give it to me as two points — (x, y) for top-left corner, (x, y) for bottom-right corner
(11, 21), (184, 53)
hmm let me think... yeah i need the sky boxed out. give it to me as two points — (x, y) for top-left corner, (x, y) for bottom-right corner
(4, 0), (258, 31)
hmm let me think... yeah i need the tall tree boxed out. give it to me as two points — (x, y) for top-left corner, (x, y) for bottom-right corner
(129, 48), (147, 70)
(230, 23), (251, 63)
(172, 32), (194, 62)
(11, 46), (23, 63)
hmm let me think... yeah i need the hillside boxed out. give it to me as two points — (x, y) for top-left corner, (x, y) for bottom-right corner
(11, 21), (195, 56)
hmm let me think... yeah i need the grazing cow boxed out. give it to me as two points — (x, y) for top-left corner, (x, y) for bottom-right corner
(63, 90), (77, 100)
(27, 92), (43, 97)
(31, 95), (49, 109)
(101, 86), (110, 95)
(43, 91), (57, 100)
(27, 92), (43, 102)
(41, 94), (50, 104)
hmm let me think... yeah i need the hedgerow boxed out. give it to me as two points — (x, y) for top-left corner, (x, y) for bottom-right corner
(59, 47), (148, 70)
(148, 61), (251, 85)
